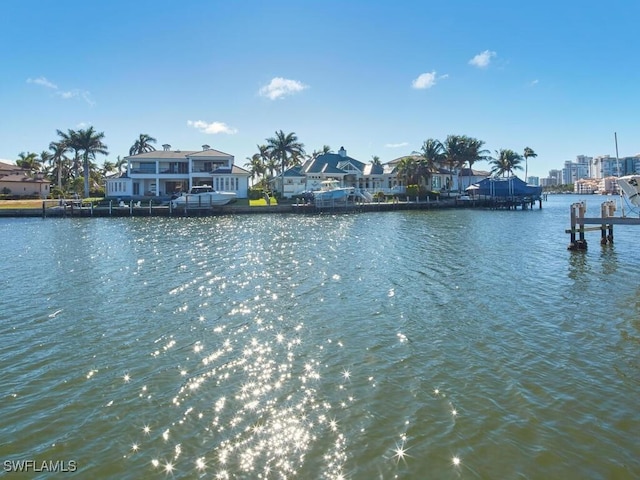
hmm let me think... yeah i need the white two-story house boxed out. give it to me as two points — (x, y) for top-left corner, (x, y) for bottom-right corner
(106, 144), (250, 199)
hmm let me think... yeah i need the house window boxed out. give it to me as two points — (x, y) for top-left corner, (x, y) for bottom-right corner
(139, 162), (155, 173)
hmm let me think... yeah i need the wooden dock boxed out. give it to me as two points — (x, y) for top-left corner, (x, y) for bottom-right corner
(567, 200), (640, 250)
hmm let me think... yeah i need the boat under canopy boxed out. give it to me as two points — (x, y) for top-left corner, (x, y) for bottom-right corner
(470, 176), (542, 198)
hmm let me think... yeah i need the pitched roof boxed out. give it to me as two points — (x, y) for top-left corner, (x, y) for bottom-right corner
(459, 168), (490, 176)
(0, 161), (24, 174)
(125, 148), (233, 160)
(0, 173), (50, 184)
(212, 165), (251, 175)
(303, 152), (366, 175)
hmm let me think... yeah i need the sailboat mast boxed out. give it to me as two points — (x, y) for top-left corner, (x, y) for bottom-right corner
(615, 132), (620, 177)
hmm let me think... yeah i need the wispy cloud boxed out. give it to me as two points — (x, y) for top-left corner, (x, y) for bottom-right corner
(27, 77), (57, 89)
(385, 142), (409, 148)
(187, 120), (238, 135)
(528, 79), (539, 86)
(411, 72), (448, 89)
(258, 77), (308, 100)
(27, 76), (95, 106)
(468, 50), (496, 68)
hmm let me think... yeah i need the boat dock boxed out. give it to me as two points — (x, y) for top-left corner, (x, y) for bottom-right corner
(567, 200), (640, 250)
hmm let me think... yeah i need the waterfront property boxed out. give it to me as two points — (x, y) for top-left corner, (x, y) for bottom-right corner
(105, 144), (251, 200)
(0, 161), (50, 198)
(275, 147), (464, 199)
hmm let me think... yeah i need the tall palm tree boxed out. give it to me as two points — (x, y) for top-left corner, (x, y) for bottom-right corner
(265, 130), (305, 194)
(56, 129), (82, 179)
(49, 140), (69, 189)
(371, 155), (382, 166)
(523, 147), (537, 183)
(442, 135), (466, 194)
(71, 127), (109, 197)
(418, 138), (444, 191)
(129, 134), (157, 156)
(490, 149), (523, 177)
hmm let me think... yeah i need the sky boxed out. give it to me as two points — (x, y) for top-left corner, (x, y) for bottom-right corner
(1, 0), (639, 179)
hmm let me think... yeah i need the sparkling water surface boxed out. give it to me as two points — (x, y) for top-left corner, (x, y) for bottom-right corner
(0, 195), (638, 479)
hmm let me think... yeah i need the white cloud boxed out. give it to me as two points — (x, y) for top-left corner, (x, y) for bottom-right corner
(27, 76), (94, 106)
(411, 72), (448, 89)
(385, 142), (409, 148)
(27, 77), (57, 89)
(258, 77), (308, 100)
(469, 50), (496, 68)
(187, 120), (238, 135)
(529, 79), (539, 86)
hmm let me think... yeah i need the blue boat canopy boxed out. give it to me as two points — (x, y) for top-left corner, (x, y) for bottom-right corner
(470, 176), (542, 197)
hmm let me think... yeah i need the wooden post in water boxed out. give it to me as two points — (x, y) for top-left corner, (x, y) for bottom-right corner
(601, 200), (615, 244)
(568, 202), (588, 251)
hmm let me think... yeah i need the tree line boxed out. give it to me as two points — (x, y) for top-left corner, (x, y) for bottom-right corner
(11, 127), (536, 198)
(243, 130), (537, 191)
(13, 131), (156, 198)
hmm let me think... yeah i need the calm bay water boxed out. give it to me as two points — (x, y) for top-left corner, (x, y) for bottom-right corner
(0, 194), (638, 479)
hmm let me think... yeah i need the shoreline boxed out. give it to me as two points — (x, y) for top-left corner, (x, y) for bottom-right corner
(0, 197), (544, 218)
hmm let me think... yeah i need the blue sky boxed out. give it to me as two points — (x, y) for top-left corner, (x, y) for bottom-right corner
(1, 0), (639, 179)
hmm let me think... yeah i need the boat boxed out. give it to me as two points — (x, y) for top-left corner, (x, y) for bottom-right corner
(171, 185), (237, 208)
(312, 180), (354, 206)
(616, 175), (640, 206)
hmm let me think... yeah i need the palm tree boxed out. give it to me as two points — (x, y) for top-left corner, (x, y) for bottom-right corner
(114, 155), (128, 174)
(56, 129), (82, 179)
(396, 156), (418, 185)
(102, 160), (116, 177)
(418, 138), (444, 191)
(15, 152), (41, 175)
(461, 137), (490, 189)
(523, 147), (537, 183)
(442, 135), (467, 194)
(49, 140), (69, 189)
(244, 153), (266, 187)
(307, 145), (332, 161)
(265, 130), (305, 194)
(39, 151), (52, 172)
(371, 155), (382, 166)
(129, 134), (157, 156)
(71, 127), (109, 197)
(490, 149), (523, 177)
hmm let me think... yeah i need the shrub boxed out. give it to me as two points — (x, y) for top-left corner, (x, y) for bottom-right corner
(248, 188), (265, 200)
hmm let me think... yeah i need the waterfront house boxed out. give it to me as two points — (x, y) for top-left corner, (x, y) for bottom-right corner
(105, 144), (250, 199)
(386, 154), (458, 193)
(275, 147), (400, 198)
(0, 161), (51, 198)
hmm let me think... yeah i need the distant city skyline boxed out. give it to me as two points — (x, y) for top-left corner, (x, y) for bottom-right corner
(1, 1), (639, 180)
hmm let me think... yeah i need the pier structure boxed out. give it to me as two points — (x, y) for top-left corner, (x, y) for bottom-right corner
(567, 200), (640, 251)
